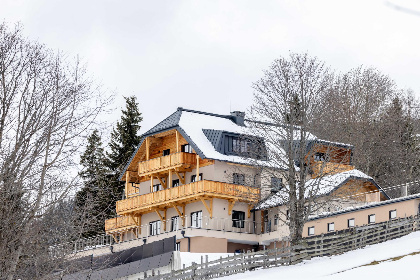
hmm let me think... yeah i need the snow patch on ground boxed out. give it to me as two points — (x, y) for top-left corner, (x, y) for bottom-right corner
(221, 231), (420, 280)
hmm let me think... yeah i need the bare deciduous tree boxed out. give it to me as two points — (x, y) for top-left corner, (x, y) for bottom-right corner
(248, 53), (335, 245)
(0, 22), (110, 279)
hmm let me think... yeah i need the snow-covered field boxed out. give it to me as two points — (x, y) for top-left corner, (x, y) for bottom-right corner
(180, 232), (420, 280)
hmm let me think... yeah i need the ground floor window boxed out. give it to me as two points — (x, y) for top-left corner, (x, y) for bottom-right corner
(348, 218), (355, 228)
(232, 210), (245, 228)
(191, 211), (202, 228)
(327, 222), (335, 232)
(308, 226), (315, 236)
(149, 220), (161, 236)
(389, 210), (397, 220)
(368, 214), (376, 224)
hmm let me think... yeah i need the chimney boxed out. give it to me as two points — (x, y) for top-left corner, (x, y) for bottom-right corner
(230, 111), (245, 126)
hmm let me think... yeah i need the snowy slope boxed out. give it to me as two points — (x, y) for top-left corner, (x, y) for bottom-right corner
(220, 231), (420, 280)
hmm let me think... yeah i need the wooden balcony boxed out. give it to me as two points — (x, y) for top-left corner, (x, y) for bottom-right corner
(138, 152), (197, 176)
(116, 180), (260, 215)
(105, 216), (138, 233)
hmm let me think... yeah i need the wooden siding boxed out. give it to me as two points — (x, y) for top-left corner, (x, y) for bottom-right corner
(311, 161), (354, 178)
(117, 180), (260, 215)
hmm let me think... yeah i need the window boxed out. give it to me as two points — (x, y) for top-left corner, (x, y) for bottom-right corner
(191, 211), (202, 228)
(271, 177), (283, 192)
(172, 179), (180, 188)
(274, 214), (278, 226)
(233, 173), (245, 185)
(314, 152), (328, 162)
(368, 214), (376, 224)
(152, 184), (162, 192)
(181, 144), (193, 153)
(149, 220), (161, 236)
(327, 222), (335, 232)
(348, 218), (355, 228)
(163, 149), (170, 156)
(286, 210), (290, 220)
(232, 211), (245, 228)
(389, 210), (397, 220)
(191, 173), (203, 182)
(175, 242), (180, 251)
(171, 216), (179, 232)
(308, 226), (315, 236)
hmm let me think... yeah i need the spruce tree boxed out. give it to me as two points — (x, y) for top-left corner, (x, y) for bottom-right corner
(75, 129), (109, 237)
(104, 96), (143, 217)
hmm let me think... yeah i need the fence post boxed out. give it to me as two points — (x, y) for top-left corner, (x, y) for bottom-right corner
(191, 262), (197, 280)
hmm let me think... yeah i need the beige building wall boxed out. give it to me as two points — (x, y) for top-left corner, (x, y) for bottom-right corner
(303, 198), (420, 237)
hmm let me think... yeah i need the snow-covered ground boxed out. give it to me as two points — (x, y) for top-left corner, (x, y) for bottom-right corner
(182, 232), (420, 280)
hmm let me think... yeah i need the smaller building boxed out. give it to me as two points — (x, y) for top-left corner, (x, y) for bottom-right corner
(303, 193), (420, 237)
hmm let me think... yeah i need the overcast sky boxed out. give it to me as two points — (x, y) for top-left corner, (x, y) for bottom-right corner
(2, 0), (420, 133)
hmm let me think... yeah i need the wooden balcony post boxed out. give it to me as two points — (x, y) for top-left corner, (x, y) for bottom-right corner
(176, 130), (179, 153)
(168, 169), (173, 188)
(146, 137), (150, 160)
(150, 175), (153, 193)
(196, 154), (200, 179)
(125, 172), (130, 197)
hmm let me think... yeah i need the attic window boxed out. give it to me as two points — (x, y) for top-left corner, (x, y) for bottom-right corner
(181, 144), (193, 153)
(314, 152), (328, 162)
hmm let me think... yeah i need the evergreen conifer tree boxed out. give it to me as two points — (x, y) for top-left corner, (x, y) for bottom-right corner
(75, 129), (109, 237)
(104, 96), (143, 218)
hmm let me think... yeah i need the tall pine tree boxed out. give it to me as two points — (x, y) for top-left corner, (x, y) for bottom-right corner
(74, 129), (109, 237)
(104, 96), (142, 216)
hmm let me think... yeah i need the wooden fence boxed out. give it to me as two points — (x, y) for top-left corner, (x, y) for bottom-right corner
(144, 214), (420, 280)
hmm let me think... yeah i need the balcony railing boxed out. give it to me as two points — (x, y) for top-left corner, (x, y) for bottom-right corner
(138, 152), (197, 175)
(105, 216), (137, 232)
(116, 180), (260, 215)
(105, 214), (276, 238)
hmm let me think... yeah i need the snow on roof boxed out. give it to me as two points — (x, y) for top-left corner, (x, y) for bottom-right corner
(254, 169), (374, 210)
(178, 111), (285, 167)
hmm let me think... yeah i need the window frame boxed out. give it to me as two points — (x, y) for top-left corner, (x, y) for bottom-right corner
(191, 173), (203, 183)
(233, 173), (245, 185)
(389, 210), (397, 220)
(152, 183), (162, 192)
(327, 222), (335, 232)
(347, 218), (355, 228)
(149, 220), (161, 236)
(181, 144), (193, 153)
(232, 210), (245, 228)
(308, 226), (315, 236)
(191, 211), (202, 228)
(171, 216), (179, 232)
(271, 177), (283, 192)
(172, 179), (180, 188)
(368, 214), (376, 224)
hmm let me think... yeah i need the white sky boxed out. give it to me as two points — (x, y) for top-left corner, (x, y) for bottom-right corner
(2, 0), (420, 133)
